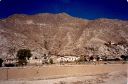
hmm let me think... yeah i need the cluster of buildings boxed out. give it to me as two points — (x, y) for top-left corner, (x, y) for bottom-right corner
(1, 54), (124, 67)
(28, 55), (81, 65)
(1, 55), (81, 66)
(56, 56), (80, 63)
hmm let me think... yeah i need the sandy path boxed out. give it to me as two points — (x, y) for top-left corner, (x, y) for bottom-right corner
(0, 71), (127, 84)
(0, 64), (127, 84)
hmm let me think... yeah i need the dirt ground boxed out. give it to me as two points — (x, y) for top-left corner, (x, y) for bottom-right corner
(0, 64), (127, 84)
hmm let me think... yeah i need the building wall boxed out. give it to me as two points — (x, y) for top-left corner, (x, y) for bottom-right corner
(4, 59), (17, 64)
(57, 56), (80, 63)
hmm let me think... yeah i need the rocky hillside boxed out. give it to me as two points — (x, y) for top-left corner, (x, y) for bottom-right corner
(0, 13), (128, 58)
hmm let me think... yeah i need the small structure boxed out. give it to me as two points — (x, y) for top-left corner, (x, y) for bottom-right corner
(28, 54), (50, 65)
(3, 58), (18, 67)
(57, 56), (80, 63)
(41, 55), (49, 64)
(96, 56), (103, 61)
(28, 57), (42, 65)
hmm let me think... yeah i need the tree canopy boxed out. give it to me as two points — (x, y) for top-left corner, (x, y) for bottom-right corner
(0, 58), (3, 67)
(16, 49), (32, 66)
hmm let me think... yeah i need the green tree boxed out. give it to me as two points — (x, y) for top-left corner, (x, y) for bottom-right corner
(49, 58), (54, 64)
(0, 58), (3, 67)
(16, 49), (32, 66)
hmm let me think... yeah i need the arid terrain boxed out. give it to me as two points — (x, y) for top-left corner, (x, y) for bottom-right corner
(0, 13), (128, 84)
(0, 13), (128, 59)
(0, 64), (127, 84)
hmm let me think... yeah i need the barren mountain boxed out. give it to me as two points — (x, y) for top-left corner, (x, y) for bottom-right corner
(0, 13), (128, 59)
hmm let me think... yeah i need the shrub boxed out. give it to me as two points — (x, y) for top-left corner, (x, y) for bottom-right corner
(49, 58), (54, 64)
(4, 63), (15, 67)
(89, 56), (94, 61)
(120, 55), (128, 61)
(114, 58), (120, 61)
(0, 58), (3, 67)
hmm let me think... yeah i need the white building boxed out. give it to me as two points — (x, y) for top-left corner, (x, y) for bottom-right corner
(28, 55), (50, 65)
(3, 58), (18, 66)
(28, 57), (42, 64)
(57, 56), (80, 63)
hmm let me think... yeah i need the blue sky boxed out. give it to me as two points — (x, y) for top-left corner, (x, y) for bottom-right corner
(0, 0), (128, 20)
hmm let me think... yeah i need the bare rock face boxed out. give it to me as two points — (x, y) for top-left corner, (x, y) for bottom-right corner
(0, 13), (128, 58)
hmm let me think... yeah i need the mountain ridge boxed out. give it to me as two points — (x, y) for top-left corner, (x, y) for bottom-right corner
(0, 13), (128, 59)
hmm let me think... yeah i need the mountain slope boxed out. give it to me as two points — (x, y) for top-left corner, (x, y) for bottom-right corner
(0, 13), (128, 58)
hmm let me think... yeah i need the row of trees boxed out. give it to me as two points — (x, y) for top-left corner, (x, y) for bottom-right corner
(77, 55), (128, 63)
(0, 49), (32, 67)
(0, 48), (128, 67)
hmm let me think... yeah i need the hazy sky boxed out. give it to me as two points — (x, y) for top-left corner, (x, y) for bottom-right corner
(0, 0), (128, 20)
